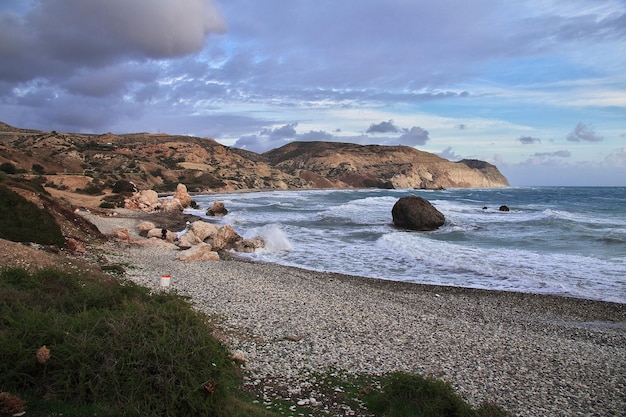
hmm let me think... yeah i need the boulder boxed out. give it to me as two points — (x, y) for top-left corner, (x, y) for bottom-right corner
(206, 201), (228, 216)
(212, 225), (242, 251)
(391, 196), (445, 231)
(499, 205), (510, 212)
(191, 220), (219, 241)
(136, 238), (179, 249)
(177, 230), (201, 249)
(66, 237), (87, 253)
(124, 190), (159, 211)
(176, 243), (220, 261)
(234, 236), (265, 253)
(137, 221), (156, 232)
(159, 198), (184, 212)
(173, 183), (192, 208)
(147, 228), (177, 242)
(136, 190), (158, 207)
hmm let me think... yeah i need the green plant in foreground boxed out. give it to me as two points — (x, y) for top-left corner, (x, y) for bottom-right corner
(363, 371), (510, 417)
(0, 267), (276, 417)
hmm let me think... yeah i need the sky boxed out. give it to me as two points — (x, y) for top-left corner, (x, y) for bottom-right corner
(1, 0), (625, 186)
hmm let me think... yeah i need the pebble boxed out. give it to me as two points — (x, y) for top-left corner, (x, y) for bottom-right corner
(100, 237), (625, 417)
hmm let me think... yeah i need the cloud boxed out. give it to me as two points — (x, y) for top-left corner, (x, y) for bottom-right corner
(518, 136), (541, 145)
(0, 0), (225, 82)
(260, 123), (298, 140)
(234, 123), (298, 153)
(533, 150), (571, 158)
(567, 122), (604, 142)
(397, 127), (430, 146)
(366, 120), (399, 134)
(299, 130), (335, 141)
(437, 147), (462, 161)
(605, 148), (626, 167)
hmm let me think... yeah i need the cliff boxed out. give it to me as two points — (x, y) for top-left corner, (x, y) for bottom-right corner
(264, 142), (509, 189)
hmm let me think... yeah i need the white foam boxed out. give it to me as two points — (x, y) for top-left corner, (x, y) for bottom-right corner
(246, 224), (293, 252)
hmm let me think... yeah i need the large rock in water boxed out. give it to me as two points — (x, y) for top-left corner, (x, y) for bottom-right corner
(392, 196), (445, 231)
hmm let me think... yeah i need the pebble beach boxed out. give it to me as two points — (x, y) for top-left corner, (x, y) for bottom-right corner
(88, 212), (626, 417)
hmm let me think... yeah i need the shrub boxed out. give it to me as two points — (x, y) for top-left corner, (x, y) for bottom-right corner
(364, 372), (509, 417)
(0, 185), (64, 247)
(1, 161), (17, 174)
(77, 180), (105, 195)
(32, 163), (45, 175)
(112, 179), (136, 194)
(0, 267), (243, 416)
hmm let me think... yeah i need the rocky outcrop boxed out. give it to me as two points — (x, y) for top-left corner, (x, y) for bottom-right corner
(124, 184), (191, 212)
(392, 196), (445, 231)
(206, 201), (228, 216)
(264, 142), (509, 189)
(175, 243), (220, 262)
(173, 183), (192, 207)
(145, 220), (264, 255)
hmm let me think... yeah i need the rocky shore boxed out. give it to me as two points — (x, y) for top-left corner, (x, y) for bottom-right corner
(87, 211), (625, 417)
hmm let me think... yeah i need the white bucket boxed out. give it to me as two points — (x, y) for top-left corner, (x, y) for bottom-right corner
(160, 275), (171, 287)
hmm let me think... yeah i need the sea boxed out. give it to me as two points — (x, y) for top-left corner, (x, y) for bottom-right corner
(188, 187), (626, 304)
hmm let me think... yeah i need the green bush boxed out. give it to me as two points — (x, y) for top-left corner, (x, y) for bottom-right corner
(112, 179), (137, 194)
(0, 185), (64, 247)
(32, 163), (45, 175)
(0, 267), (245, 416)
(1, 161), (17, 174)
(364, 372), (509, 417)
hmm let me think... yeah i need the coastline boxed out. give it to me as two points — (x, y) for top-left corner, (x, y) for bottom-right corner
(88, 211), (626, 417)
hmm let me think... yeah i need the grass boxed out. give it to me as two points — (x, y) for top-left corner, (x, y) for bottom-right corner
(363, 372), (510, 417)
(0, 266), (276, 417)
(0, 184), (64, 247)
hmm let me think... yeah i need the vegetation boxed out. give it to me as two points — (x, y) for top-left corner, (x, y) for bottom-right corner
(0, 267), (274, 417)
(32, 163), (45, 175)
(0, 162), (17, 174)
(0, 184), (64, 247)
(363, 372), (510, 417)
(112, 179), (137, 194)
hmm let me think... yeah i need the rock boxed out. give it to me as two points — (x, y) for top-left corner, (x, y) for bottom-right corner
(147, 228), (176, 242)
(173, 183), (192, 208)
(190, 220), (219, 241)
(66, 237), (87, 253)
(206, 200), (228, 216)
(235, 236), (265, 253)
(136, 238), (179, 249)
(108, 227), (132, 241)
(159, 198), (184, 212)
(391, 196), (445, 231)
(136, 190), (158, 206)
(175, 243), (220, 261)
(137, 221), (155, 232)
(231, 350), (246, 364)
(124, 190), (159, 211)
(212, 225), (242, 251)
(177, 230), (201, 249)
(499, 205), (510, 212)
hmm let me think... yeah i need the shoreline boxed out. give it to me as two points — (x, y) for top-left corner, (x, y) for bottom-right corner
(88, 211), (626, 416)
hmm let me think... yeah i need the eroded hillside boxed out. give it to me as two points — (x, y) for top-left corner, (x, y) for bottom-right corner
(0, 123), (508, 204)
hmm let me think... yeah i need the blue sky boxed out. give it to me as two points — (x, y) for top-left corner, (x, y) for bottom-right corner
(1, 0), (625, 186)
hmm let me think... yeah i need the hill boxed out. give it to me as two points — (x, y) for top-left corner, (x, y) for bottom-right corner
(0, 122), (508, 205)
